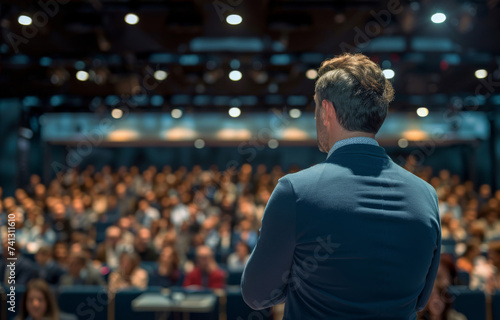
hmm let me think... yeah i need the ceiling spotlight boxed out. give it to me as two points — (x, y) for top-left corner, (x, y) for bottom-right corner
(226, 14), (242, 25)
(171, 108), (183, 119)
(416, 107), (429, 117)
(18, 15), (32, 26)
(475, 69), (488, 79)
(228, 107), (241, 118)
(111, 108), (123, 119)
(194, 139), (205, 149)
(382, 69), (395, 79)
(398, 138), (409, 148)
(305, 69), (318, 80)
(154, 70), (168, 81)
(431, 13), (446, 24)
(229, 70), (242, 81)
(289, 108), (302, 119)
(125, 13), (139, 25)
(76, 70), (89, 81)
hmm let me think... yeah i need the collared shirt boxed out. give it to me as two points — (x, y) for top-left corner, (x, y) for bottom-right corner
(327, 137), (379, 159)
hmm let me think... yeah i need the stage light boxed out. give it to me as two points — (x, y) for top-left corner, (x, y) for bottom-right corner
(154, 70), (168, 81)
(268, 139), (279, 149)
(229, 107), (241, 118)
(226, 14), (242, 25)
(289, 108), (302, 119)
(76, 70), (89, 81)
(194, 139), (205, 149)
(475, 69), (487, 79)
(229, 70), (242, 81)
(305, 69), (318, 80)
(125, 13), (139, 25)
(398, 138), (409, 148)
(416, 107), (429, 117)
(18, 15), (32, 26)
(431, 13), (446, 24)
(111, 108), (123, 119)
(382, 69), (395, 79)
(171, 108), (183, 119)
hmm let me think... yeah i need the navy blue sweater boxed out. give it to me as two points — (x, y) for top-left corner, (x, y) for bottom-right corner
(241, 143), (441, 319)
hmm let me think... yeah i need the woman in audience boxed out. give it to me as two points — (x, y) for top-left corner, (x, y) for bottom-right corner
(149, 245), (184, 287)
(108, 251), (148, 294)
(17, 278), (76, 320)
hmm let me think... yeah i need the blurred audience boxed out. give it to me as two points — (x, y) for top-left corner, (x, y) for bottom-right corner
(2, 159), (500, 305)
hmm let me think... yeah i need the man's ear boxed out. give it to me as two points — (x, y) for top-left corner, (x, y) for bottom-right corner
(321, 99), (335, 127)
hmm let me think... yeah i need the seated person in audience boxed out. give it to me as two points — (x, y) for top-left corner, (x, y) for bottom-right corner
(484, 240), (500, 293)
(456, 240), (481, 274)
(149, 245), (183, 287)
(135, 198), (160, 229)
(227, 241), (250, 272)
(117, 216), (135, 246)
(473, 208), (500, 241)
(134, 227), (159, 261)
(17, 278), (77, 320)
(59, 252), (106, 286)
(470, 240), (500, 292)
(49, 202), (72, 242)
(183, 245), (226, 289)
(69, 197), (94, 233)
(35, 246), (66, 286)
(0, 240), (38, 286)
(95, 225), (132, 269)
(109, 251), (148, 293)
(232, 219), (257, 250)
(418, 255), (467, 320)
(53, 241), (70, 269)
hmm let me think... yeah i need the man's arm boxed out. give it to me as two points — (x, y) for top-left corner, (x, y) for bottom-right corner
(416, 192), (442, 311)
(241, 177), (296, 310)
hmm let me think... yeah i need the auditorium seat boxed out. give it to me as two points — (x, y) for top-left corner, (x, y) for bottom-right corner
(140, 261), (158, 274)
(456, 270), (470, 286)
(226, 287), (272, 320)
(227, 271), (243, 286)
(57, 285), (108, 320)
(492, 291), (500, 320)
(114, 286), (163, 320)
(448, 286), (486, 320)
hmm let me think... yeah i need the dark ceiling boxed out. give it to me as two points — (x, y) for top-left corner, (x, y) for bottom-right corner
(1, 0), (500, 113)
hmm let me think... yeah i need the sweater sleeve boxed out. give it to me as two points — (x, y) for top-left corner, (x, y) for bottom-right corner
(241, 177), (296, 310)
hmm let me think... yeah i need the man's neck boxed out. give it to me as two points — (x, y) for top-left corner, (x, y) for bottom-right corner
(327, 131), (376, 152)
